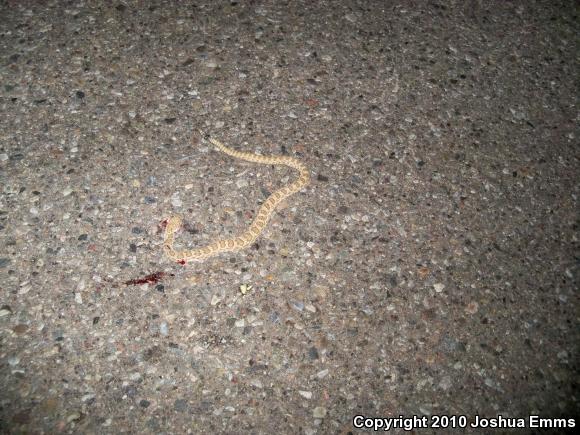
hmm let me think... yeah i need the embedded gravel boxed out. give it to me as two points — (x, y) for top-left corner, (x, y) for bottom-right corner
(0, 1), (578, 434)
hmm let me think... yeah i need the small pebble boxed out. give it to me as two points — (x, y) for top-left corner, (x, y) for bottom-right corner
(13, 324), (28, 334)
(316, 369), (329, 379)
(345, 13), (356, 23)
(18, 285), (31, 295)
(81, 394), (95, 402)
(465, 301), (479, 314)
(290, 301), (304, 312)
(171, 193), (182, 207)
(250, 379), (263, 389)
(129, 372), (142, 381)
(312, 407), (326, 418)
(305, 304), (317, 313)
(484, 378), (499, 390)
(174, 399), (188, 412)
(433, 283), (445, 292)
(438, 376), (452, 391)
(66, 412), (81, 423)
(308, 347), (319, 360)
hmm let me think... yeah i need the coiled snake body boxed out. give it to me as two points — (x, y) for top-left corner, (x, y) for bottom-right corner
(163, 131), (309, 263)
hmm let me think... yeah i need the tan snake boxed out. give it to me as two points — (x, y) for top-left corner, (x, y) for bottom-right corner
(163, 130), (309, 263)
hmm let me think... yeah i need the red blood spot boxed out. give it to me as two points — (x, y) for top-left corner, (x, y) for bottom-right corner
(177, 260), (186, 265)
(124, 272), (165, 286)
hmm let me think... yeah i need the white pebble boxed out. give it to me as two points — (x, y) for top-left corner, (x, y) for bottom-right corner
(250, 379), (263, 389)
(438, 376), (452, 391)
(171, 193), (182, 207)
(18, 285), (31, 295)
(316, 369), (329, 379)
(81, 394), (95, 402)
(312, 407), (327, 418)
(129, 372), (142, 381)
(433, 283), (445, 292)
(66, 413), (81, 423)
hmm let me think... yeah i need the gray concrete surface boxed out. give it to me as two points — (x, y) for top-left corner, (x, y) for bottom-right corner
(0, 1), (578, 433)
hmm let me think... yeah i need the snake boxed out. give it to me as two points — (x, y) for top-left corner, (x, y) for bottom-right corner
(163, 130), (309, 263)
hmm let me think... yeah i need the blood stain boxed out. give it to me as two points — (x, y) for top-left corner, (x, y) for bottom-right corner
(125, 272), (166, 286)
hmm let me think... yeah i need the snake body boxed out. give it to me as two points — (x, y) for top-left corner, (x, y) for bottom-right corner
(163, 131), (309, 263)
